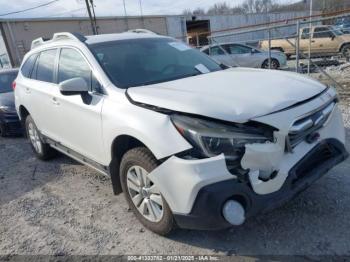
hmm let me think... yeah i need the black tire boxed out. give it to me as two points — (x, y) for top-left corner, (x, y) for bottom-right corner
(341, 44), (350, 59)
(120, 147), (175, 235)
(25, 115), (56, 160)
(0, 123), (6, 137)
(262, 58), (280, 69)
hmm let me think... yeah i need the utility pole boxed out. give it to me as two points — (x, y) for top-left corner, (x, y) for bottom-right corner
(123, 0), (128, 30)
(85, 0), (97, 35)
(89, 0), (98, 34)
(139, 0), (144, 28)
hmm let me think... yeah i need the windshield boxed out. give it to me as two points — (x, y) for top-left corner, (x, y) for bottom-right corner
(0, 72), (17, 93)
(89, 38), (222, 88)
(331, 26), (343, 36)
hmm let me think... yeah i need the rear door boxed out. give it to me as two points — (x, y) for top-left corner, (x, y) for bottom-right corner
(52, 47), (105, 164)
(19, 49), (60, 139)
(207, 46), (234, 66)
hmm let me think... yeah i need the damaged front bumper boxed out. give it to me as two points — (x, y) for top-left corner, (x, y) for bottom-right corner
(148, 91), (348, 230)
(174, 138), (348, 230)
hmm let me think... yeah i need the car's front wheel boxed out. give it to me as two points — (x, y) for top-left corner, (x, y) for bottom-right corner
(25, 115), (56, 160)
(120, 147), (175, 235)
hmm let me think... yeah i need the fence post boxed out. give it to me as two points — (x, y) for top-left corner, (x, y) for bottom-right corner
(296, 21), (300, 73)
(268, 26), (272, 69)
(308, 0), (313, 75)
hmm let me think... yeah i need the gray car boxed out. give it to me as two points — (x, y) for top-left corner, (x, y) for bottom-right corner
(201, 43), (287, 69)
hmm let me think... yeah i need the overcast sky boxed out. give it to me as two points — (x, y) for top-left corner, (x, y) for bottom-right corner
(0, 0), (299, 18)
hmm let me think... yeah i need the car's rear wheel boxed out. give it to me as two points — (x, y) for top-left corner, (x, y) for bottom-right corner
(262, 58), (280, 69)
(120, 147), (175, 235)
(341, 44), (350, 59)
(25, 115), (56, 160)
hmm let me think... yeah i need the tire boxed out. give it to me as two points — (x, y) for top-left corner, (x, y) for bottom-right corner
(120, 147), (175, 235)
(341, 44), (350, 59)
(262, 58), (280, 70)
(0, 123), (6, 137)
(25, 115), (56, 160)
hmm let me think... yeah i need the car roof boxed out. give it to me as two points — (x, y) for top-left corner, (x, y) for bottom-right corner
(85, 32), (169, 45)
(0, 68), (19, 74)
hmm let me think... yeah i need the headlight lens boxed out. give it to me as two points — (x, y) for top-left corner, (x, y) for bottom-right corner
(171, 114), (273, 161)
(0, 105), (16, 113)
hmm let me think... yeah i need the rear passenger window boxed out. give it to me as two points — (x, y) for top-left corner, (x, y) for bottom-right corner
(21, 54), (37, 78)
(35, 49), (57, 83)
(58, 48), (93, 90)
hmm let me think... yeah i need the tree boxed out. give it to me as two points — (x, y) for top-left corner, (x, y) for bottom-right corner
(207, 2), (236, 15)
(242, 0), (277, 14)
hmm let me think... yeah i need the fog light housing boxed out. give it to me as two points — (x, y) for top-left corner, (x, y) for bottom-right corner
(222, 200), (245, 226)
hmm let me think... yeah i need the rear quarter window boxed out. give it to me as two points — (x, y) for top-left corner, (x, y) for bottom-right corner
(21, 54), (37, 78)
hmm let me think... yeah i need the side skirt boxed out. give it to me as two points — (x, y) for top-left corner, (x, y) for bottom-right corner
(43, 136), (110, 177)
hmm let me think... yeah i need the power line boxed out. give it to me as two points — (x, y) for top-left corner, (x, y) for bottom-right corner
(0, 0), (60, 17)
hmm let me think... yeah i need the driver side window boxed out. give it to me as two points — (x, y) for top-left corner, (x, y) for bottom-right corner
(58, 48), (101, 92)
(313, 27), (334, 38)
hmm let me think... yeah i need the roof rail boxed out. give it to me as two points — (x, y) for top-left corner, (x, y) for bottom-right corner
(31, 32), (87, 50)
(127, 29), (157, 35)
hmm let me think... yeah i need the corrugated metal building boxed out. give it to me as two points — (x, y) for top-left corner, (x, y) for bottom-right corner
(0, 11), (312, 67)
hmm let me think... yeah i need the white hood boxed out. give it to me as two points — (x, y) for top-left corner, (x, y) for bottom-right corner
(127, 68), (327, 123)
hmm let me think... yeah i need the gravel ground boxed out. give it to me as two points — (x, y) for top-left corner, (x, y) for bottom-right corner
(0, 125), (350, 257)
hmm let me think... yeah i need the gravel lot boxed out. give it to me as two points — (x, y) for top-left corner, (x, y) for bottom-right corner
(0, 108), (350, 257)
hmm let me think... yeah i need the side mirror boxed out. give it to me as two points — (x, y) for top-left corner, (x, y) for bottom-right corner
(59, 77), (89, 95)
(331, 35), (336, 40)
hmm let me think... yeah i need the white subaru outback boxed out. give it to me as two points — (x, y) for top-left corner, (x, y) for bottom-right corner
(14, 32), (348, 235)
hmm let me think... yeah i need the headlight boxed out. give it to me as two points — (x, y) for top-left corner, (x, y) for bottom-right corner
(171, 114), (273, 162)
(0, 105), (16, 113)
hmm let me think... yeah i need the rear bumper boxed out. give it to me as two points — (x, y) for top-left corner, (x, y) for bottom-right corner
(174, 139), (348, 230)
(0, 115), (23, 136)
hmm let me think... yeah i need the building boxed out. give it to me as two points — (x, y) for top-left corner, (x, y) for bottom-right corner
(0, 11), (312, 67)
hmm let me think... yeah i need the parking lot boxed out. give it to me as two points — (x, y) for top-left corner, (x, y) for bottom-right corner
(1, 107), (350, 256)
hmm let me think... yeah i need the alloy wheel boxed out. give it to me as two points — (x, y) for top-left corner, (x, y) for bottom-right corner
(126, 165), (164, 222)
(28, 122), (42, 154)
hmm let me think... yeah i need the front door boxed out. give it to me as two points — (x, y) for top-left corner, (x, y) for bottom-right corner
(312, 27), (338, 54)
(52, 47), (105, 164)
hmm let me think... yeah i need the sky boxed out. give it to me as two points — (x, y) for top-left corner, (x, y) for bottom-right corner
(0, 0), (298, 18)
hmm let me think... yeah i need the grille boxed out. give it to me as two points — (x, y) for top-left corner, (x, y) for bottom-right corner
(292, 141), (341, 183)
(287, 101), (335, 149)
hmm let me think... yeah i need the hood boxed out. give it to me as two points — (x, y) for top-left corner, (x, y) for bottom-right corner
(127, 68), (327, 123)
(0, 92), (15, 107)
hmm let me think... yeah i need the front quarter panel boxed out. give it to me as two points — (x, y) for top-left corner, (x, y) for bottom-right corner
(101, 89), (192, 165)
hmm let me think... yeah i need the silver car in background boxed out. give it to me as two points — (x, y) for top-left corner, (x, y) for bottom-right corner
(201, 43), (287, 69)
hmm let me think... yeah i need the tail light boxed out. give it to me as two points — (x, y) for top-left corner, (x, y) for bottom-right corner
(12, 81), (16, 90)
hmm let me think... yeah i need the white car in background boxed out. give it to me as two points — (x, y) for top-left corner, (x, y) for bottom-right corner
(14, 32), (347, 235)
(201, 43), (287, 69)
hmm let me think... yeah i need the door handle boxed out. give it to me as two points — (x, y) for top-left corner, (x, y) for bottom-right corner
(52, 97), (60, 105)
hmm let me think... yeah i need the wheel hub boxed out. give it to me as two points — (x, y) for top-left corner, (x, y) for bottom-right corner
(141, 187), (150, 198)
(126, 165), (164, 222)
